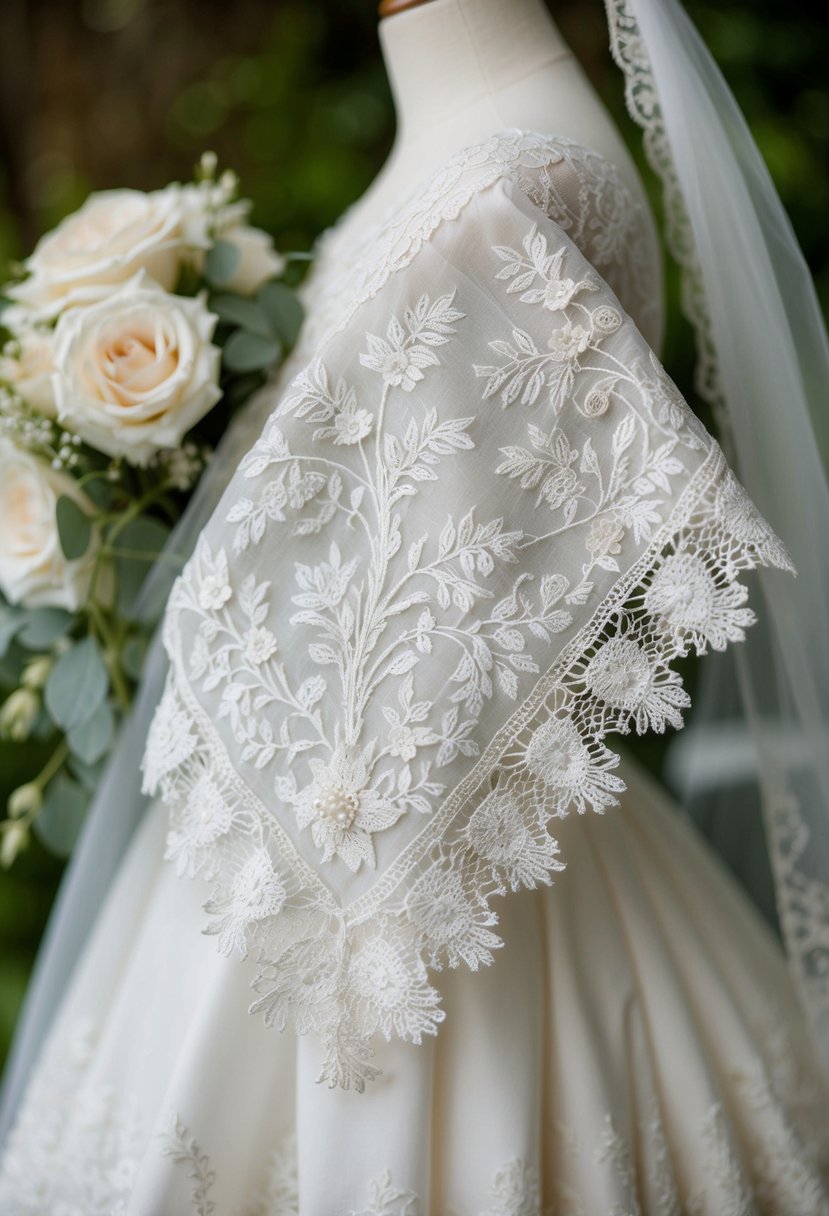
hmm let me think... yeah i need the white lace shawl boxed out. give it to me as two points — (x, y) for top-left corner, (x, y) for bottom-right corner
(140, 130), (794, 1090)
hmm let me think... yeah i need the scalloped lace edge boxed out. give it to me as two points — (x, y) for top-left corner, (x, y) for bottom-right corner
(604, 0), (727, 428)
(141, 442), (795, 1090)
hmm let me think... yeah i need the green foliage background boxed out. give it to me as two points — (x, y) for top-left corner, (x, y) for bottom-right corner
(0, 0), (825, 1070)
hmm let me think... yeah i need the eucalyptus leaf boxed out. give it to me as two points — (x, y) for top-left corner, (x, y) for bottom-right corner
(257, 281), (304, 347)
(34, 772), (90, 858)
(56, 495), (92, 561)
(113, 516), (172, 618)
(204, 239), (242, 287)
(121, 634), (148, 681)
(222, 329), (282, 374)
(211, 293), (274, 339)
(17, 607), (74, 650)
(0, 612), (23, 657)
(69, 754), (107, 794)
(66, 699), (115, 765)
(44, 636), (108, 731)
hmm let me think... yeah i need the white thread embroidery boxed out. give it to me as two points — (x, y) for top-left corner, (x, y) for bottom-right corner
(141, 136), (794, 1091)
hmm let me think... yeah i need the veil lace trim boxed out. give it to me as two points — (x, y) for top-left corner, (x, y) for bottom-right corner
(604, 0), (727, 429)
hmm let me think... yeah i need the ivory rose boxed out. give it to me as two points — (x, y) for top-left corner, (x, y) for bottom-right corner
(0, 437), (97, 611)
(218, 224), (286, 295)
(52, 270), (222, 465)
(0, 329), (57, 416)
(6, 186), (211, 322)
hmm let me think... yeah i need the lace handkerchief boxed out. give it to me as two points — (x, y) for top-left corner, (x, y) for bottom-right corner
(141, 131), (794, 1088)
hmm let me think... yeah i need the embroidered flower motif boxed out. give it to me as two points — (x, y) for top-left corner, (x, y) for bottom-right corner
(405, 862), (500, 968)
(381, 680), (438, 763)
(493, 227), (596, 313)
(591, 304), (622, 334)
(641, 349), (691, 432)
(387, 723), (418, 761)
(523, 717), (625, 814)
(585, 517), (625, 559)
(347, 931), (443, 1042)
(483, 1157), (542, 1216)
(164, 761), (234, 879)
(243, 625), (278, 665)
(196, 544), (232, 611)
(360, 330), (433, 393)
(293, 747), (404, 871)
(292, 542), (356, 613)
(541, 464), (580, 511)
(583, 636), (690, 733)
(644, 552), (756, 653)
(251, 929), (344, 1035)
(205, 848), (286, 956)
(547, 321), (591, 362)
(349, 1169), (419, 1216)
(541, 276), (579, 311)
(359, 292), (464, 392)
(139, 676), (197, 794)
(461, 786), (563, 890)
(581, 387), (610, 416)
(714, 471), (795, 574)
(332, 406), (373, 445)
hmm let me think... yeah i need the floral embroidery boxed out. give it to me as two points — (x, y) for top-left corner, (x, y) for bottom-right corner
(582, 635), (690, 733)
(142, 135), (794, 1090)
(483, 1158), (542, 1216)
(204, 847), (287, 956)
(359, 291), (465, 392)
(2, 1004), (827, 1214)
(287, 744), (404, 870)
(160, 1116), (216, 1216)
(522, 716), (625, 814)
(0, 1018), (145, 1216)
(643, 551), (754, 653)
(460, 785), (563, 892)
(348, 1169), (418, 1216)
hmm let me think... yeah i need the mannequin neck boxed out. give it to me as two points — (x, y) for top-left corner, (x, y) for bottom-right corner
(379, 0), (570, 147)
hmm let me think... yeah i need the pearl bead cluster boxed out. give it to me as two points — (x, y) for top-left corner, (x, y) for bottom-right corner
(314, 781), (359, 830)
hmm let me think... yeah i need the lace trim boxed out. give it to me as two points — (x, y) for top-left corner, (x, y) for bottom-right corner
(604, 0), (726, 427)
(143, 441), (793, 1090)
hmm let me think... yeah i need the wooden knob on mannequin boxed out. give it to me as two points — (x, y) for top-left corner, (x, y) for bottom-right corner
(378, 0), (436, 17)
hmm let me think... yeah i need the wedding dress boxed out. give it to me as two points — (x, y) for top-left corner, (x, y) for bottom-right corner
(0, 118), (827, 1215)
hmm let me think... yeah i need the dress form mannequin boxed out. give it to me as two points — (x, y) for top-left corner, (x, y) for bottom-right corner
(336, 0), (657, 259)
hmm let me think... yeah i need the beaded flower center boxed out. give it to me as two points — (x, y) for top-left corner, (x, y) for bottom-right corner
(314, 780), (359, 829)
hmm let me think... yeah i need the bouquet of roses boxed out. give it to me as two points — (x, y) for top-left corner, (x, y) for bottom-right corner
(0, 153), (306, 865)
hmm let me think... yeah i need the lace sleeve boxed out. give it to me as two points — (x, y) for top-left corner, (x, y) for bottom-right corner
(141, 164), (794, 1091)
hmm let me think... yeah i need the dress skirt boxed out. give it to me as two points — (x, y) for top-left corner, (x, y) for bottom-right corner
(0, 751), (827, 1215)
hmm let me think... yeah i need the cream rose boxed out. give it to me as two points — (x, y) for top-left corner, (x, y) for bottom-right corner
(219, 225), (286, 295)
(7, 186), (211, 322)
(0, 328), (57, 416)
(0, 437), (97, 611)
(52, 270), (222, 465)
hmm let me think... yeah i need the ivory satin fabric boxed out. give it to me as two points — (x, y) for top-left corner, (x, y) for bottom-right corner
(0, 755), (826, 1213)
